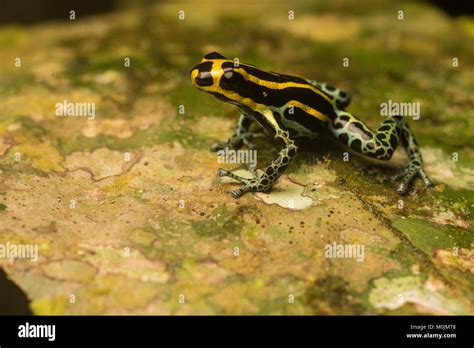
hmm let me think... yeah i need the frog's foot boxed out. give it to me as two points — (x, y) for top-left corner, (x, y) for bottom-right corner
(391, 164), (433, 194)
(211, 132), (265, 152)
(217, 168), (270, 198)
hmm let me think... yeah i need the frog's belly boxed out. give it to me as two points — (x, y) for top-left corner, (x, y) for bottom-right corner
(279, 114), (325, 140)
(240, 105), (327, 140)
(293, 130), (321, 141)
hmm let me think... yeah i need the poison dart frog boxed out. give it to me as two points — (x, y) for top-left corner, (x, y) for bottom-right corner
(190, 52), (433, 198)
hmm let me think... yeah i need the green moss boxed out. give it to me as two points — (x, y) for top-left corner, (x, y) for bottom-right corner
(191, 205), (244, 238)
(166, 82), (234, 120)
(58, 123), (211, 155)
(442, 187), (474, 219)
(0, 73), (38, 95)
(315, 217), (322, 227)
(266, 225), (287, 238)
(155, 215), (190, 236)
(0, 0), (473, 315)
(388, 242), (418, 268)
(393, 218), (472, 254)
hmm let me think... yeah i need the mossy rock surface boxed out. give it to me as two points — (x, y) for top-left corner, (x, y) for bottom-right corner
(0, 0), (472, 314)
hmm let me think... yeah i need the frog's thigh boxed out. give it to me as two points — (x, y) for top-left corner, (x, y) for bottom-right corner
(330, 110), (399, 160)
(329, 110), (432, 193)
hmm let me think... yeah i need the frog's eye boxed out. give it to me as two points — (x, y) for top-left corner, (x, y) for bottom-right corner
(220, 67), (242, 91)
(223, 70), (234, 79)
(191, 61), (214, 87)
(196, 73), (213, 87)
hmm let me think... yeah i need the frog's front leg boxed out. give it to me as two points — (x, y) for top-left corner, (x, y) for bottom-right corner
(211, 113), (264, 151)
(217, 129), (298, 198)
(329, 110), (433, 194)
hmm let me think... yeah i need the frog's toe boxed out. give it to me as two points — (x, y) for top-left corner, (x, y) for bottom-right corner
(419, 169), (434, 187)
(396, 176), (415, 195)
(230, 181), (265, 198)
(391, 167), (409, 182)
(394, 167), (433, 194)
(231, 188), (249, 199)
(217, 168), (229, 177)
(219, 165), (274, 198)
(217, 168), (252, 185)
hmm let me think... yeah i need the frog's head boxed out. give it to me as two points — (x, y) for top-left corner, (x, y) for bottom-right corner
(190, 52), (249, 105)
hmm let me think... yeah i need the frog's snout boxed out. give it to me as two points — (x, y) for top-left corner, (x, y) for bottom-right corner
(190, 67), (199, 85)
(190, 62), (214, 88)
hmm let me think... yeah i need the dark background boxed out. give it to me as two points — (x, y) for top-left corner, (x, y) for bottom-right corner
(0, 0), (473, 25)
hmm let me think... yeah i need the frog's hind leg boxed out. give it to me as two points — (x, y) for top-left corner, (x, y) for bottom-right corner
(329, 110), (433, 194)
(306, 79), (352, 109)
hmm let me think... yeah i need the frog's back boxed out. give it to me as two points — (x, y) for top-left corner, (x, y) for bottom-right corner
(230, 64), (336, 139)
(239, 63), (309, 85)
(236, 64), (337, 116)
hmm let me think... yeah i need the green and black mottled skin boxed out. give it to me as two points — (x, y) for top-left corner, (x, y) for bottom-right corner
(190, 52), (433, 198)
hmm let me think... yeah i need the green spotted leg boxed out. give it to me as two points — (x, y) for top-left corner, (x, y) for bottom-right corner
(329, 110), (433, 194)
(211, 113), (264, 151)
(217, 129), (298, 198)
